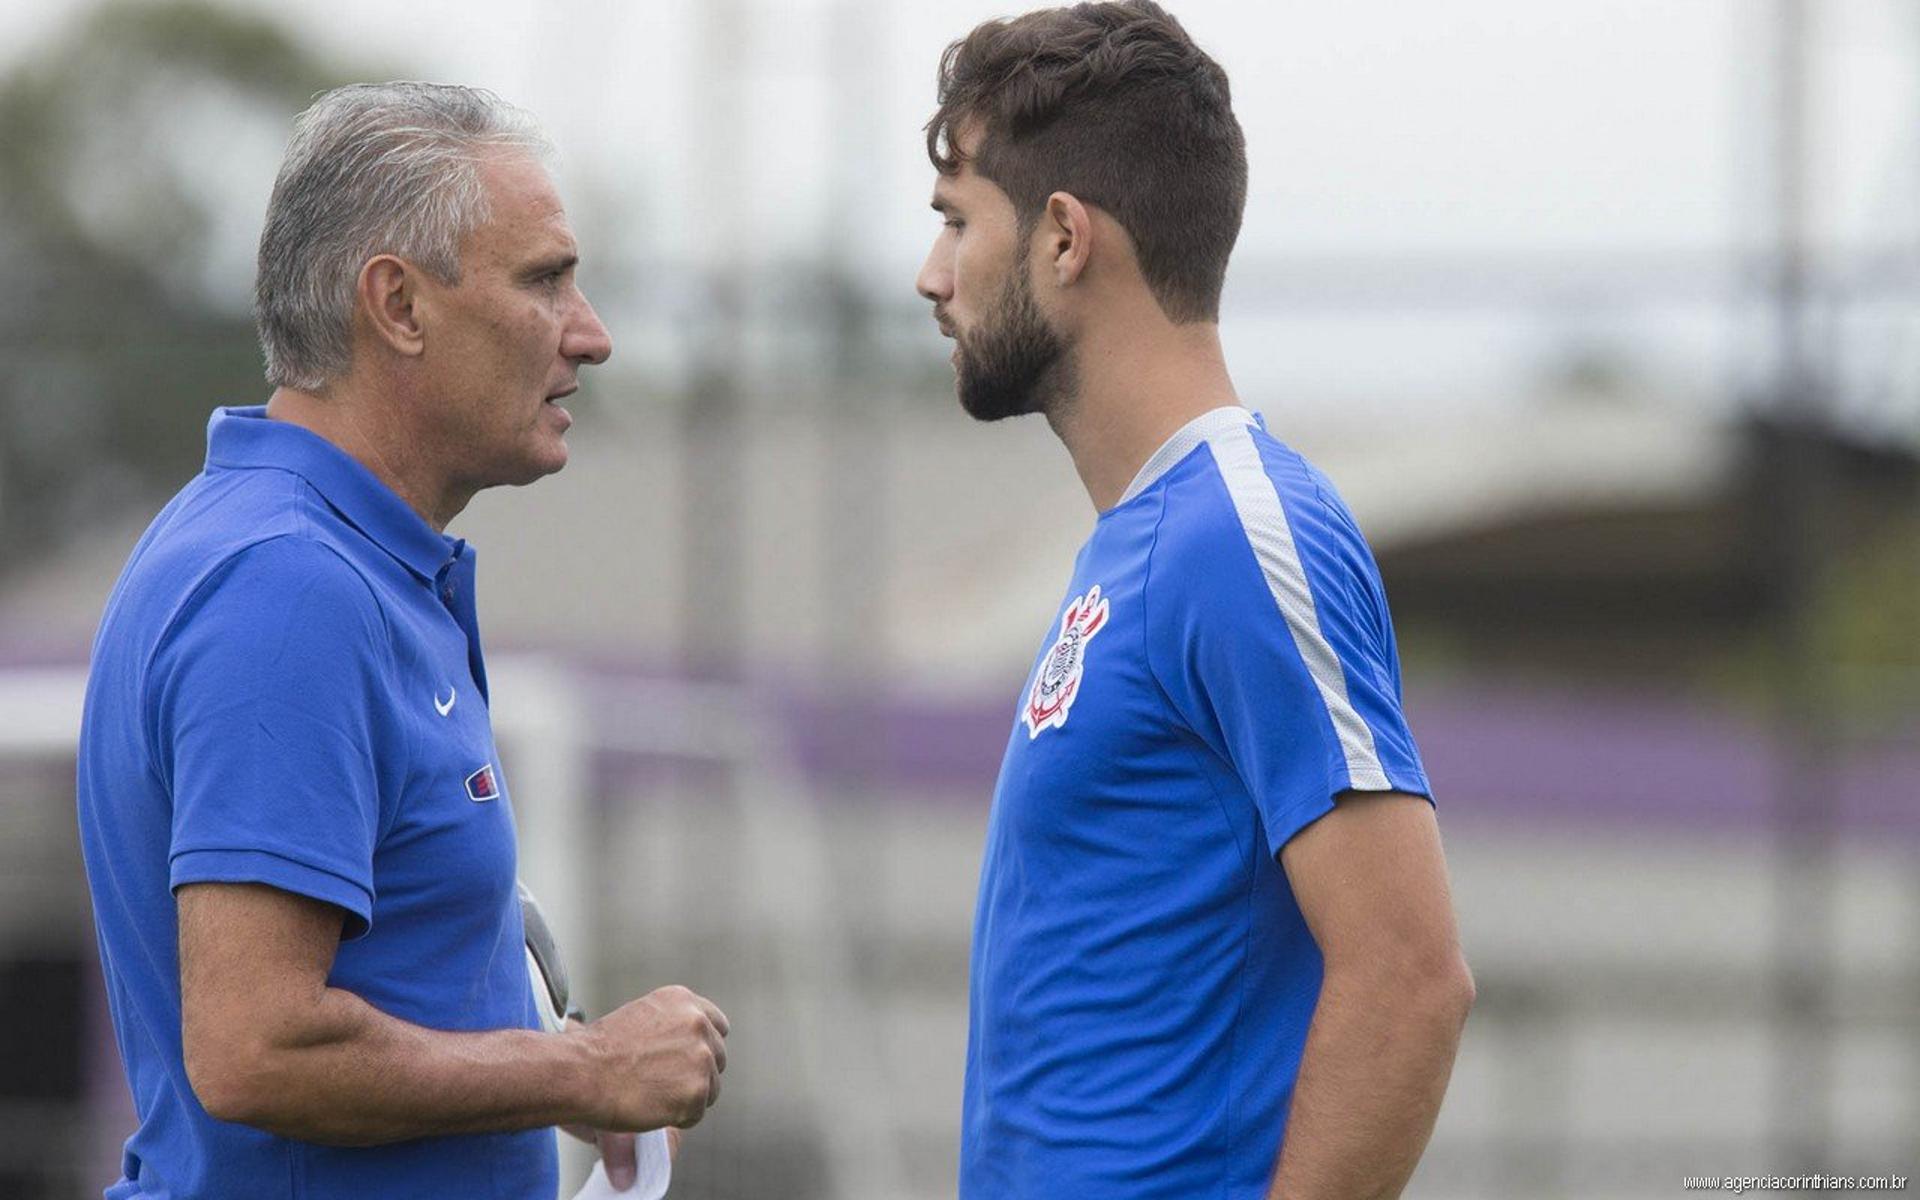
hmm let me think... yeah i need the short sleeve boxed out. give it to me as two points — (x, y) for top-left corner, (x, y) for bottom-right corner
(1145, 434), (1431, 859)
(152, 535), (396, 938)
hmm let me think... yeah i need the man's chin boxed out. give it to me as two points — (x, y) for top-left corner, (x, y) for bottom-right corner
(504, 439), (569, 487)
(952, 322), (1068, 422)
(534, 440), (569, 479)
(956, 375), (1039, 423)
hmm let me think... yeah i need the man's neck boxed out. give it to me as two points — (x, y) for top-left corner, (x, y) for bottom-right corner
(264, 383), (469, 532)
(1048, 318), (1241, 513)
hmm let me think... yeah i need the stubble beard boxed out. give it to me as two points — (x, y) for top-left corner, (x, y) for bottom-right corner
(954, 256), (1075, 424)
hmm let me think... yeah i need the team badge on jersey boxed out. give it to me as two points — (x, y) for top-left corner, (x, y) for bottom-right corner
(1023, 585), (1110, 739)
(465, 763), (500, 803)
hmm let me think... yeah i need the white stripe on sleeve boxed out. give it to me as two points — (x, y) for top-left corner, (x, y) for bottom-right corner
(1205, 425), (1392, 792)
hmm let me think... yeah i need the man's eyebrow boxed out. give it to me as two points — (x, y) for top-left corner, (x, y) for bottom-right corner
(930, 194), (955, 214)
(520, 251), (579, 278)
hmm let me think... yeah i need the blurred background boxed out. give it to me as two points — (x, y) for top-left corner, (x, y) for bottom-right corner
(0, 0), (1915, 1196)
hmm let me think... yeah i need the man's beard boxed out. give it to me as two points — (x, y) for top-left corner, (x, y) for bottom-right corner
(954, 263), (1073, 423)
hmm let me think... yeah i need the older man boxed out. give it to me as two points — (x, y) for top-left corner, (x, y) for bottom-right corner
(76, 83), (725, 1200)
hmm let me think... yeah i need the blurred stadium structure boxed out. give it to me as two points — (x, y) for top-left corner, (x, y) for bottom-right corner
(0, 1), (1916, 1198)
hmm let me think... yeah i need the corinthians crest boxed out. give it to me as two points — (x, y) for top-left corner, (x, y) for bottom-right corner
(1023, 584), (1110, 739)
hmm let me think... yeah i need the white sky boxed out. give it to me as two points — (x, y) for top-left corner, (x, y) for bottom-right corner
(4, 0), (1917, 423)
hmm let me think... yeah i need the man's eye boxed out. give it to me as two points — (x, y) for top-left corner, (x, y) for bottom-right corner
(945, 218), (964, 231)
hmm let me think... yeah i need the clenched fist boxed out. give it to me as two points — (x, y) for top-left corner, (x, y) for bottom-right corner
(580, 985), (729, 1131)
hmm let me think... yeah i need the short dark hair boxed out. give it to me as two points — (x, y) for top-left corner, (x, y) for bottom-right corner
(926, 0), (1247, 323)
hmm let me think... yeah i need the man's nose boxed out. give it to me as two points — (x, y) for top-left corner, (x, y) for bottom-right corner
(566, 296), (614, 366)
(916, 245), (951, 305)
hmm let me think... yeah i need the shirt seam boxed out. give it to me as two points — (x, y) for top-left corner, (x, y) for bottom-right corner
(1140, 479), (1253, 859)
(1139, 470), (1253, 1182)
(1304, 475), (1388, 676)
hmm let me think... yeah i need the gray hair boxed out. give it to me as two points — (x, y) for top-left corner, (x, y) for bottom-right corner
(254, 82), (551, 391)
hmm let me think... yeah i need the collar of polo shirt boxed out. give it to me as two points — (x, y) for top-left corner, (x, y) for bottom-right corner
(204, 405), (463, 583)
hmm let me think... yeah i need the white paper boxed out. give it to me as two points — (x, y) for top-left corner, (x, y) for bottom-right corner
(568, 1129), (673, 1200)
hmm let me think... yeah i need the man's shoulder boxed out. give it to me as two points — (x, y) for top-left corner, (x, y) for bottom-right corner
(1145, 425), (1380, 616)
(131, 531), (394, 727)
(84, 474), (392, 753)
(1148, 425), (1305, 555)
(110, 471), (384, 661)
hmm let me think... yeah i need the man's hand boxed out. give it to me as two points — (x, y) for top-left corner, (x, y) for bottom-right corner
(578, 986), (730, 1131)
(561, 1011), (700, 1189)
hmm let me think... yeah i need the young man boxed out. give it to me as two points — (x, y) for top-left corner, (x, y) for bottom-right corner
(915, 5), (1474, 1197)
(76, 84), (725, 1199)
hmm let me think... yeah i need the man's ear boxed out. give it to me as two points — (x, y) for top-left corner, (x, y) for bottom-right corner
(357, 254), (427, 359)
(1041, 191), (1093, 290)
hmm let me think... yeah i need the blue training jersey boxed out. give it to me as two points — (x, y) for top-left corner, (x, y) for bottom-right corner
(959, 406), (1432, 1199)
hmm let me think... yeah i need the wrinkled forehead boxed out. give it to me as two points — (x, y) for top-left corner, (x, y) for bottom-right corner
(469, 150), (577, 258)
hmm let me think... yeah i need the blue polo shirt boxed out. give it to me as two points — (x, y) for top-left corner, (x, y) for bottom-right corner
(960, 407), (1432, 1199)
(77, 406), (551, 1200)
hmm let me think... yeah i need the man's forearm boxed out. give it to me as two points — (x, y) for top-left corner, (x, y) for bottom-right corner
(1265, 961), (1473, 1199)
(191, 983), (601, 1145)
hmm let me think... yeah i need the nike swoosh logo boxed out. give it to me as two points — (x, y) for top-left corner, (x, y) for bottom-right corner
(434, 686), (457, 717)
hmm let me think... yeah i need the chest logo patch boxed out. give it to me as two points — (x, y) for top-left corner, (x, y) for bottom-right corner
(465, 763), (501, 803)
(1023, 584), (1110, 740)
